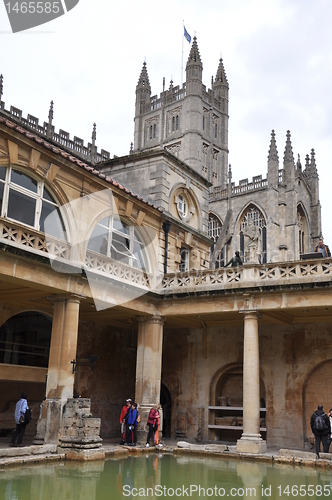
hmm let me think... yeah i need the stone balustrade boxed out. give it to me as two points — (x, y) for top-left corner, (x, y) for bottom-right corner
(159, 259), (332, 294)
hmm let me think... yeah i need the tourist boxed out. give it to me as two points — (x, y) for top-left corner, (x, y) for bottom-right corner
(315, 238), (331, 257)
(126, 402), (139, 446)
(119, 399), (131, 445)
(146, 404), (160, 448)
(328, 409), (332, 451)
(225, 251), (243, 268)
(310, 405), (331, 458)
(10, 392), (29, 447)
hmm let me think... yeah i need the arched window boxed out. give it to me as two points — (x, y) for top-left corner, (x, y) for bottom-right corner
(0, 166), (65, 239)
(150, 125), (153, 140)
(153, 123), (156, 139)
(0, 312), (52, 368)
(172, 116), (175, 132)
(208, 213), (224, 268)
(176, 115), (179, 130)
(214, 123), (218, 139)
(87, 216), (150, 271)
(239, 205), (266, 263)
(297, 205), (307, 255)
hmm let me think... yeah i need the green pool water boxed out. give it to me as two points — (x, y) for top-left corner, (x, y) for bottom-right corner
(1, 454), (332, 499)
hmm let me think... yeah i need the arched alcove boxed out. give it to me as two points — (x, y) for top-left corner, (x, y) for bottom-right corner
(303, 359), (332, 449)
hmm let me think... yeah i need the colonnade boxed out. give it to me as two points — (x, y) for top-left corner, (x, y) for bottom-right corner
(36, 297), (266, 452)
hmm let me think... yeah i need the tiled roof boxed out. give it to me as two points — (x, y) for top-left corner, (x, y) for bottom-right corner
(0, 116), (163, 212)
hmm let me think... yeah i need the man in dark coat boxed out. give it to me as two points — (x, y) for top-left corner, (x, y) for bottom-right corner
(225, 251), (243, 268)
(315, 238), (331, 257)
(310, 405), (331, 458)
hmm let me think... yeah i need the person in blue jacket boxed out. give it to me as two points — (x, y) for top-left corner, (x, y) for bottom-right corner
(126, 403), (139, 446)
(10, 392), (29, 447)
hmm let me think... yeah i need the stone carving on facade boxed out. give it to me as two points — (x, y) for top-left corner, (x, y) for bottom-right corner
(166, 142), (181, 156)
(243, 218), (261, 264)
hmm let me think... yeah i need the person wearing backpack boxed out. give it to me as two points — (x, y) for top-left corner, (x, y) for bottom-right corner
(9, 392), (29, 447)
(310, 405), (331, 458)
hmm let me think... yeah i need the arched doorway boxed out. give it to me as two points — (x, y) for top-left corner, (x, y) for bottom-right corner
(0, 312), (52, 438)
(303, 360), (332, 450)
(160, 383), (171, 438)
(210, 363), (266, 443)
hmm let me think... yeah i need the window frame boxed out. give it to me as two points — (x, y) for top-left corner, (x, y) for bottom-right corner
(0, 165), (65, 238)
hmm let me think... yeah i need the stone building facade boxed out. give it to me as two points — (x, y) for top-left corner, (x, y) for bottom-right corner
(0, 38), (330, 456)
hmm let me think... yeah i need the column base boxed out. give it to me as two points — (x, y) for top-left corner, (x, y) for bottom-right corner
(236, 434), (267, 454)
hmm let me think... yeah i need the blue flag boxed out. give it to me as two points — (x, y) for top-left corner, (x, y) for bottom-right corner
(184, 26), (191, 44)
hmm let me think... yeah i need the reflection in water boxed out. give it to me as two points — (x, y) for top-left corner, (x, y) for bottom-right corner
(0, 455), (331, 500)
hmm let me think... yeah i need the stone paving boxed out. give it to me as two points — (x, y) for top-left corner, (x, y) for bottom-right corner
(1, 436), (332, 469)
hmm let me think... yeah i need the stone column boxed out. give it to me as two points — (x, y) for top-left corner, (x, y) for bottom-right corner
(237, 310), (266, 454)
(135, 315), (164, 444)
(34, 295), (81, 445)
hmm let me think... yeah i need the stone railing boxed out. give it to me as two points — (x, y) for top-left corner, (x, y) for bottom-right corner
(0, 105), (110, 163)
(0, 219), (70, 260)
(0, 219), (152, 290)
(210, 176), (268, 200)
(159, 259), (332, 294)
(145, 85), (186, 112)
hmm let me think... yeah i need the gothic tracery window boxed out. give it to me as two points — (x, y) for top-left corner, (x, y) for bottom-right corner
(239, 205), (266, 264)
(208, 213), (224, 268)
(297, 205), (307, 255)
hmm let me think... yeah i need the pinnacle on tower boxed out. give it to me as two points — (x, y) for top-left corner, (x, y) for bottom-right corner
(283, 130), (294, 164)
(136, 61), (151, 91)
(186, 36), (202, 66)
(46, 100), (54, 138)
(268, 130), (279, 161)
(213, 58), (228, 86)
(296, 154), (302, 172)
(310, 148), (318, 176)
(0, 74), (3, 102)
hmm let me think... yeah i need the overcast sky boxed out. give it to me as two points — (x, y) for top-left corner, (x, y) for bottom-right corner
(1, 0), (331, 246)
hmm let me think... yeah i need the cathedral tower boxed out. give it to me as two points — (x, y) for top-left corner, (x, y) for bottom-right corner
(133, 37), (229, 188)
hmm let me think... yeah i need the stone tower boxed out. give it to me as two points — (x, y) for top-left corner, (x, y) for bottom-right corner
(133, 37), (229, 188)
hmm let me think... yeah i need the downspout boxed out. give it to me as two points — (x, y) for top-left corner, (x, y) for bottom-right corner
(162, 221), (171, 275)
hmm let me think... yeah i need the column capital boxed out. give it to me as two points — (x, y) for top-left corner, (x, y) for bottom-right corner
(137, 314), (165, 326)
(46, 293), (86, 304)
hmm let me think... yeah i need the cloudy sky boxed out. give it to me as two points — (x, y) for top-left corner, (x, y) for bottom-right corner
(1, 0), (331, 245)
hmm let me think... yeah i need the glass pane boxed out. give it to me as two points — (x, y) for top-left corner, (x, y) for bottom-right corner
(40, 202), (65, 239)
(99, 216), (110, 228)
(87, 226), (108, 255)
(0, 183), (3, 214)
(42, 187), (56, 203)
(0, 167), (6, 181)
(132, 240), (147, 270)
(11, 170), (38, 193)
(8, 189), (35, 226)
(113, 218), (129, 234)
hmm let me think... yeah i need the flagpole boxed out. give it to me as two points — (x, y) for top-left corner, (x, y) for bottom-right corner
(181, 20), (184, 87)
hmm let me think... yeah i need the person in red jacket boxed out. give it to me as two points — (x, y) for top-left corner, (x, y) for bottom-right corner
(146, 404), (160, 448)
(119, 399), (131, 445)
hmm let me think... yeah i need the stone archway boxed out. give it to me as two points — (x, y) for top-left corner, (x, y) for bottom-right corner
(209, 363), (266, 443)
(303, 359), (332, 450)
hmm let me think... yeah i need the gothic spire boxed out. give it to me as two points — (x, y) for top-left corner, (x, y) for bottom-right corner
(136, 61), (151, 91)
(310, 148), (318, 176)
(268, 129), (279, 161)
(283, 130), (294, 164)
(186, 36), (202, 67)
(296, 153), (302, 172)
(213, 57), (228, 86)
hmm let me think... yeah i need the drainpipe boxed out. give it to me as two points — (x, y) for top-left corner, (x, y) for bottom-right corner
(162, 221), (171, 275)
